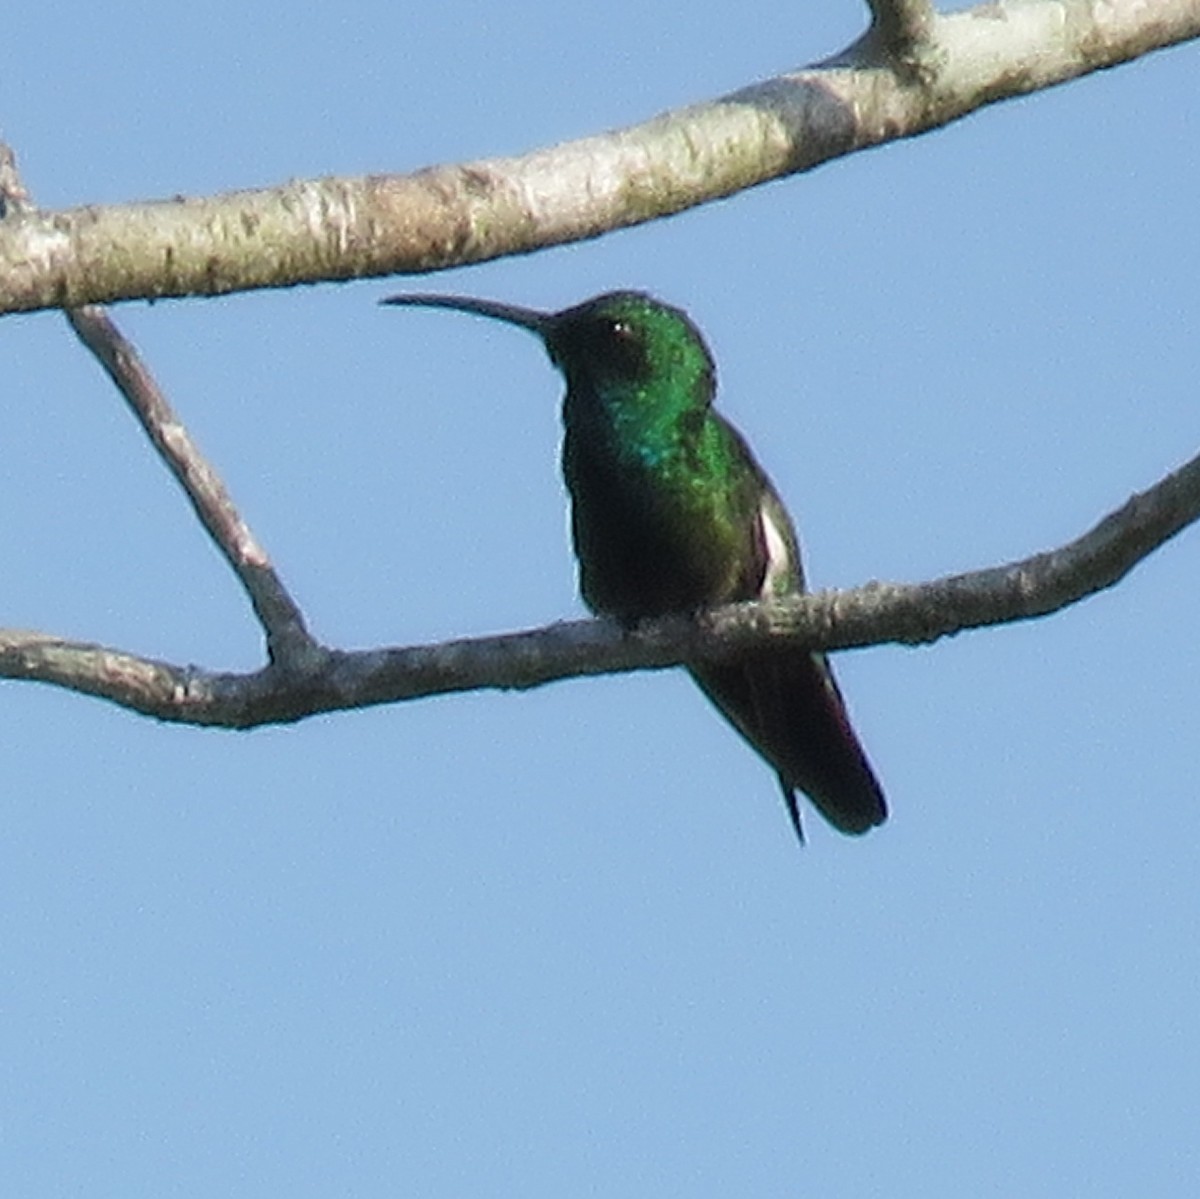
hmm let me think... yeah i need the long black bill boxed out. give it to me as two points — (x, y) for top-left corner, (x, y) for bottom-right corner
(380, 293), (551, 335)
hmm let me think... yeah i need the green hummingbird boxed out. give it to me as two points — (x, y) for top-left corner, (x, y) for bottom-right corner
(381, 290), (886, 841)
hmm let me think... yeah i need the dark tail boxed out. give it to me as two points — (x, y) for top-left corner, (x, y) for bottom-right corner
(690, 648), (887, 839)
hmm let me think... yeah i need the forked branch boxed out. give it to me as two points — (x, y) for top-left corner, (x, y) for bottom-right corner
(1, 0), (1197, 731)
(1, 148), (315, 669)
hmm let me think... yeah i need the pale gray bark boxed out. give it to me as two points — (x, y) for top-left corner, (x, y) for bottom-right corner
(1, 0), (1196, 315)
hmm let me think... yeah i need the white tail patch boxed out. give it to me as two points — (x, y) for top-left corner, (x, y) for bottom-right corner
(759, 504), (791, 598)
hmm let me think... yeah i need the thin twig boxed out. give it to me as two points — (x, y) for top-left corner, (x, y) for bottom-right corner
(64, 307), (317, 663)
(0, 147), (318, 667)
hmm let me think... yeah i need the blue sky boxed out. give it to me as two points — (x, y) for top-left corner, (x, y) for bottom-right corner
(3, 3), (1198, 1196)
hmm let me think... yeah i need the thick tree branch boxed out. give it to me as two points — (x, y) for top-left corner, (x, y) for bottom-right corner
(3, 446), (1197, 727)
(1, 0), (1196, 315)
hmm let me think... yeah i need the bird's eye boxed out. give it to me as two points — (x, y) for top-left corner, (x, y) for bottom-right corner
(600, 317), (639, 346)
(597, 316), (649, 377)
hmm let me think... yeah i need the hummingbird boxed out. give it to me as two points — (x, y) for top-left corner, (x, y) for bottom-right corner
(381, 289), (886, 841)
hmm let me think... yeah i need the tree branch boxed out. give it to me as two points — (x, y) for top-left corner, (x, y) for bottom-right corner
(0, 148), (316, 667)
(1, 0), (1196, 315)
(2, 5), (1196, 730)
(4, 446), (1197, 727)
(63, 308), (317, 663)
